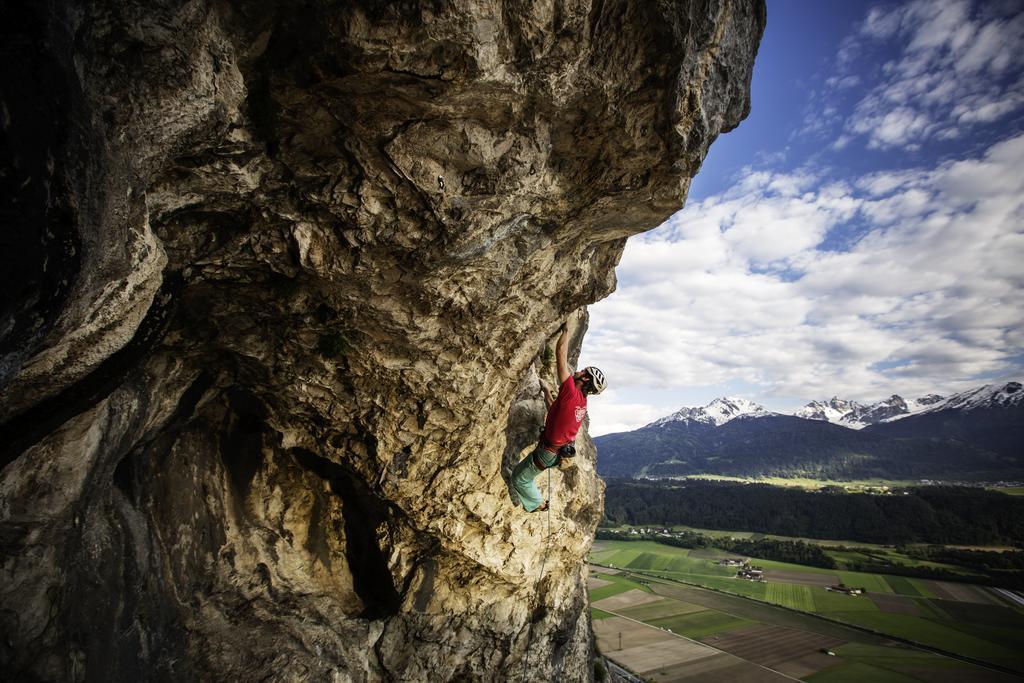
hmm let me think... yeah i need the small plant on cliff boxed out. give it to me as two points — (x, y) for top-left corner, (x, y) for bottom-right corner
(542, 343), (554, 370)
(318, 331), (350, 358)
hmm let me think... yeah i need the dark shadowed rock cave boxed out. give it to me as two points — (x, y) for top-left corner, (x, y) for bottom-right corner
(0, 1), (763, 680)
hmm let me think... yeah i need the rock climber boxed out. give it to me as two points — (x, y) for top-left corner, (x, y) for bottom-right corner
(512, 320), (606, 512)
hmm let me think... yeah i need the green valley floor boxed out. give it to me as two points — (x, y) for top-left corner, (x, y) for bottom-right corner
(588, 540), (1024, 682)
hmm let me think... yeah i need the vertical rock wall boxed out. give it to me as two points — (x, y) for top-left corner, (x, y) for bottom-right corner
(0, 1), (764, 680)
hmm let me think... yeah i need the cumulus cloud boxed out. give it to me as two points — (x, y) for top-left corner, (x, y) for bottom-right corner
(582, 133), (1024, 431)
(812, 0), (1024, 149)
(586, 390), (676, 437)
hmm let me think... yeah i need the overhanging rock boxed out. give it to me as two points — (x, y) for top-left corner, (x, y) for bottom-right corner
(0, 1), (765, 680)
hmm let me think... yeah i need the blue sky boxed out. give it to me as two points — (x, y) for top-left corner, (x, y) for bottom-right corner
(582, 0), (1024, 435)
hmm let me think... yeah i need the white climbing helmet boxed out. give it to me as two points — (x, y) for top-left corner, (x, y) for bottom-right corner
(583, 366), (606, 395)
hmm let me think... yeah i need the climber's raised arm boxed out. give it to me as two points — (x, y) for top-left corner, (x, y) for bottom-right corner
(555, 322), (571, 385)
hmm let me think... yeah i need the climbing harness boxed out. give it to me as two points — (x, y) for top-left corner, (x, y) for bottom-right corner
(533, 436), (576, 470)
(520, 467), (554, 683)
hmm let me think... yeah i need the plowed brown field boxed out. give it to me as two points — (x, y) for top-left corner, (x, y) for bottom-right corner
(702, 623), (844, 675)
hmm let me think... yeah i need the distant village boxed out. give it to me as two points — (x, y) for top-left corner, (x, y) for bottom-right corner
(918, 479), (1024, 489)
(716, 557), (864, 594)
(623, 527), (676, 536)
(623, 526), (747, 540)
(717, 558), (765, 581)
(644, 477), (1024, 494)
(609, 528), (874, 596)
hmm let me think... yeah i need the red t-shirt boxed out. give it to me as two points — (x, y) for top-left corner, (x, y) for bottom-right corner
(543, 375), (588, 446)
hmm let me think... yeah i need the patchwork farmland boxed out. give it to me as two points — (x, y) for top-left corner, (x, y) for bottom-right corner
(589, 578), (791, 682)
(589, 541), (1024, 681)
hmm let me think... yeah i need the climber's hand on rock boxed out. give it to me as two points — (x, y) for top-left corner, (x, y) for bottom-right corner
(539, 379), (555, 408)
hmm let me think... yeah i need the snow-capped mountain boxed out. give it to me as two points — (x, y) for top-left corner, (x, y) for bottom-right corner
(645, 383), (1019, 434)
(915, 382), (1021, 414)
(865, 381), (1023, 459)
(650, 397), (773, 427)
(843, 395), (913, 428)
(594, 381), (1023, 480)
(872, 383), (1021, 425)
(908, 394), (946, 410)
(794, 393), (945, 430)
(793, 397), (862, 423)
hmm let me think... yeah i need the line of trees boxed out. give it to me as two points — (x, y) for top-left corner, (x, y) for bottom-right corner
(910, 546), (1024, 571)
(602, 479), (1024, 546)
(838, 559), (1024, 590)
(595, 529), (837, 569)
(596, 531), (1024, 588)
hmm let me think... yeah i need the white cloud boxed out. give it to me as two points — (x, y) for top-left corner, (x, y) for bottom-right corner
(586, 390), (675, 437)
(861, 6), (903, 39)
(583, 133), (1024, 426)
(817, 0), (1024, 149)
(825, 75), (862, 90)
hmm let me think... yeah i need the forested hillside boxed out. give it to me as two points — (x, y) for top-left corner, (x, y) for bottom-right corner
(602, 479), (1024, 546)
(865, 401), (1023, 458)
(595, 415), (1017, 480)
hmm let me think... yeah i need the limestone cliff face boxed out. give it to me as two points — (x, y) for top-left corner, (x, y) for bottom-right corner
(0, 1), (763, 680)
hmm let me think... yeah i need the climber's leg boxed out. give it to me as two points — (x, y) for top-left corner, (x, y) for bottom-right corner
(512, 447), (547, 512)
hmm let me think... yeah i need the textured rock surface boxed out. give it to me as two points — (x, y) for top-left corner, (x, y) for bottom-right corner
(0, 1), (763, 680)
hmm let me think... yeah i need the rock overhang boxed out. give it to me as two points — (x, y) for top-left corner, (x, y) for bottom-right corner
(0, 1), (765, 680)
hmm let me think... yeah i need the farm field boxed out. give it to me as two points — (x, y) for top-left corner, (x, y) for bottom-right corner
(591, 591), (793, 681)
(679, 474), (918, 490)
(589, 539), (1024, 677)
(766, 582), (815, 611)
(808, 643), (1017, 683)
(593, 615), (790, 682)
(589, 572), (1016, 682)
(600, 527), (1016, 582)
(702, 624), (843, 678)
(601, 525), (1020, 561)
(991, 486), (1024, 496)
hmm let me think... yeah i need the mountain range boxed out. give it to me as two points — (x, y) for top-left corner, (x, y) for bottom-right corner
(594, 381), (1023, 480)
(793, 394), (945, 429)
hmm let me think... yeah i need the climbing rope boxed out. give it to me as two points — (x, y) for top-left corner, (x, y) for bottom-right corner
(521, 466), (554, 683)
